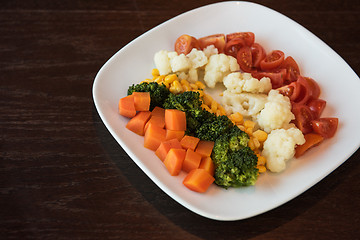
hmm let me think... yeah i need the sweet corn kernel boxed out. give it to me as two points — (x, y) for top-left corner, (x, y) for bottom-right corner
(257, 155), (266, 165)
(237, 124), (246, 131)
(211, 100), (218, 113)
(244, 120), (255, 129)
(169, 80), (183, 94)
(164, 74), (177, 84)
(180, 79), (190, 87)
(190, 83), (198, 90)
(252, 130), (268, 142)
(195, 81), (206, 89)
(257, 165), (267, 173)
(141, 79), (152, 83)
(245, 127), (253, 136)
(248, 138), (256, 150)
(252, 137), (260, 149)
(229, 112), (244, 124)
(151, 68), (159, 77)
(203, 93), (213, 106)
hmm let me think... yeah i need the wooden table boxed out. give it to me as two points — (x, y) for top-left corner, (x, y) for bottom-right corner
(1, 0), (359, 239)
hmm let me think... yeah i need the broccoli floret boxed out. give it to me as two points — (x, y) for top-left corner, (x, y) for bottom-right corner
(211, 126), (258, 188)
(195, 115), (234, 141)
(163, 91), (215, 135)
(127, 82), (170, 110)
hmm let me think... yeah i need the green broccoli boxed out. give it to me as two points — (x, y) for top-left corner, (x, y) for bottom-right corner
(195, 115), (234, 141)
(127, 82), (170, 110)
(163, 91), (215, 135)
(211, 126), (259, 188)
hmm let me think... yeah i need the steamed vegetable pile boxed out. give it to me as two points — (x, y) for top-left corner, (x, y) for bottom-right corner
(117, 31), (339, 193)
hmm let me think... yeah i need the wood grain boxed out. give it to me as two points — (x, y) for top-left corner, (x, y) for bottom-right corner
(1, 0), (359, 239)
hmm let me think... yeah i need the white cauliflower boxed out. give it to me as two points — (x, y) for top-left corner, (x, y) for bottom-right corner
(154, 50), (172, 75)
(222, 90), (267, 118)
(203, 53), (240, 88)
(257, 90), (295, 133)
(262, 128), (305, 172)
(168, 52), (191, 73)
(223, 72), (272, 94)
(202, 45), (218, 58)
(186, 48), (208, 69)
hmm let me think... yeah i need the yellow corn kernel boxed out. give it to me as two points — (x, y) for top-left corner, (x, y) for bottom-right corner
(217, 104), (227, 116)
(180, 79), (191, 87)
(169, 80), (183, 94)
(253, 137), (260, 149)
(248, 138), (256, 150)
(190, 83), (198, 90)
(203, 93), (213, 106)
(153, 75), (165, 83)
(257, 155), (266, 166)
(151, 68), (160, 77)
(195, 81), (206, 89)
(237, 124), (246, 131)
(257, 165), (267, 173)
(164, 74), (177, 84)
(211, 100), (218, 113)
(201, 104), (212, 113)
(163, 82), (170, 88)
(245, 127), (253, 136)
(229, 112), (244, 124)
(252, 130), (268, 142)
(244, 120), (255, 129)
(182, 84), (191, 92)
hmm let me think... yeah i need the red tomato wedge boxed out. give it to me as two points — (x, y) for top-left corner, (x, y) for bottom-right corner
(311, 118), (338, 138)
(250, 43), (266, 68)
(307, 99), (327, 119)
(198, 34), (226, 53)
(174, 34), (200, 55)
(226, 32), (255, 46)
(295, 133), (324, 158)
(224, 38), (246, 58)
(294, 76), (320, 105)
(260, 50), (285, 71)
(252, 68), (286, 89)
(278, 56), (301, 83)
(277, 81), (302, 102)
(236, 46), (253, 72)
(292, 104), (314, 134)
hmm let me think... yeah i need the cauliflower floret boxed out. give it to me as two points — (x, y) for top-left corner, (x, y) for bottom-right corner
(186, 48), (208, 69)
(154, 50), (172, 75)
(262, 128), (305, 172)
(204, 54), (240, 88)
(222, 90), (267, 118)
(168, 52), (191, 72)
(223, 72), (272, 94)
(257, 90), (295, 133)
(202, 45), (218, 58)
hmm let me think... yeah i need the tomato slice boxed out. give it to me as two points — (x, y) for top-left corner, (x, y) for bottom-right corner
(294, 76), (321, 105)
(174, 34), (200, 55)
(307, 99), (326, 119)
(260, 50), (285, 71)
(311, 118), (338, 138)
(236, 46), (253, 72)
(198, 34), (226, 53)
(292, 104), (314, 134)
(277, 81), (302, 102)
(224, 38), (246, 58)
(252, 68), (286, 89)
(304, 77), (320, 100)
(226, 32), (255, 46)
(295, 133), (324, 158)
(278, 56), (300, 83)
(250, 43), (266, 69)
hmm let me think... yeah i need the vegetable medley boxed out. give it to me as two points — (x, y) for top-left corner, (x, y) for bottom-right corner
(117, 31), (338, 193)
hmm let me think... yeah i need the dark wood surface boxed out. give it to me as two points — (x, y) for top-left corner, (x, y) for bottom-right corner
(1, 0), (359, 239)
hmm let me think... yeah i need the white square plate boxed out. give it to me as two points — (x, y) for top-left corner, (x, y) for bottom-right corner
(93, 1), (360, 220)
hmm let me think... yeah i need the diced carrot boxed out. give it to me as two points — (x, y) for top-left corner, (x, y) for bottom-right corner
(183, 168), (215, 193)
(144, 115), (166, 132)
(166, 129), (185, 141)
(165, 109), (186, 131)
(199, 156), (215, 176)
(295, 133), (324, 158)
(180, 135), (200, 150)
(164, 148), (186, 176)
(126, 111), (151, 136)
(144, 122), (166, 151)
(155, 138), (183, 162)
(132, 92), (151, 111)
(118, 95), (136, 118)
(151, 106), (165, 117)
(182, 148), (202, 172)
(195, 140), (215, 157)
